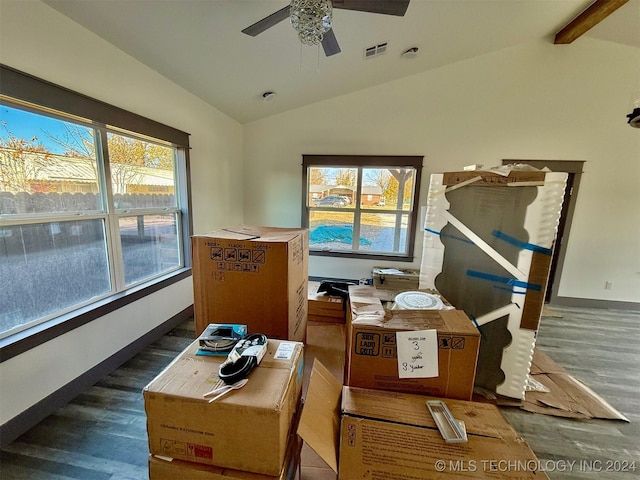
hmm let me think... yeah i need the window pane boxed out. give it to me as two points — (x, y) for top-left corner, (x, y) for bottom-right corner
(361, 168), (386, 208)
(362, 167), (416, 210)
(120, 214), (180, 285)
(309, 211), (357, 251)
(360, 213), (409, 253)
(0, 219), (111, 335)
(0, 104), (102, 214)
(107, 132), (175, 207)
(308, 166), (356, 209)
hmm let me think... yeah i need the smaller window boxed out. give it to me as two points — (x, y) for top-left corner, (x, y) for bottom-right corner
(302, 155), (423, 261)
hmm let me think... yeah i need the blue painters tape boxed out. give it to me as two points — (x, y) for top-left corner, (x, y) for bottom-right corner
(494, 285), (528, 295)
(466, 269), (542, 292)
(468, 315), (487, 341)
(492, 230), (552, 256)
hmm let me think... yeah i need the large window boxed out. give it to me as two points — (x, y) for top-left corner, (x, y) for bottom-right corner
(0, 66), (191, 342)
(302, 155), (423, 261)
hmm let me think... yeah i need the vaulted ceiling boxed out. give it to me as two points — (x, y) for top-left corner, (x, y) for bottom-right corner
(43, 0), (640, 124)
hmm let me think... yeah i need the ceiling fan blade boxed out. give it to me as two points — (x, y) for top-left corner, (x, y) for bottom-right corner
(332, 0), (410, 16)
(241, 5), (291, 36)
(321, 29), (341, 56)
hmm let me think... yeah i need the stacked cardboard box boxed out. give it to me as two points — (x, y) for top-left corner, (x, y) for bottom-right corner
(299, 360), (549, 480)
(143, 338), (304, 477)
(344, 285), (480, 400)
(191, 225), (308, 341)
(372, 266), (420, 290)
(148, 431), (302, 480)
(307, 281), (345, 324)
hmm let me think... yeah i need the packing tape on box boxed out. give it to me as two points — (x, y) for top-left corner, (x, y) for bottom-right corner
(466, 270), (542, 292)
(491, 230), (552, 256)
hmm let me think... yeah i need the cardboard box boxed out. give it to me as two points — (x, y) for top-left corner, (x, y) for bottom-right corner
(144, 338), (304, 475)
(192, 225), (309, 341)
(149, 455), (299, 480)
(148, 422), (303, 480)
(298, 360), (548, 480)
(345, 285), (479, 400)
(498, 348), (630, 421)
(307, 281), (345, 324)
(372, 266), (420, 290)
(420, 168), (567, 399)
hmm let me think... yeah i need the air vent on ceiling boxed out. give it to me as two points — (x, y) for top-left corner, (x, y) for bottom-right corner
(364, 42), (388, 60)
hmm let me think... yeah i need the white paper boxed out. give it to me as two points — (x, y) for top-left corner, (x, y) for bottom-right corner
(377, 268), (405, 274)
(396, 330), (439, 378)
(274, 342), (295, 360)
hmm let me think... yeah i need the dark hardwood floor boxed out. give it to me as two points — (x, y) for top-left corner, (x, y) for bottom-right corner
(1, 306), (638, 479)
(500, 306), (640, 480)
(0, 321), (195, 480)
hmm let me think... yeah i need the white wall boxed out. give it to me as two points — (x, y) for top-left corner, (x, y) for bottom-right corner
(0, 0), (244, 235)
(0, 0), (243, 425)
(244, 39), (640, 305)
(0, 279), (193, 424)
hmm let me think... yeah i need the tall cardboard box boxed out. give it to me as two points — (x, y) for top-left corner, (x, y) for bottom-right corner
(345, 285), (480, 400)
(298, 360), (549, 480)
(143, 338), (304, 476)
(192, 225), (308, 341)
(420, 168), (567, 399)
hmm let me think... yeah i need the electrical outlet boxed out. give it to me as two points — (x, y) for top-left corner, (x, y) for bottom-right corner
(604, 281), (614, 290)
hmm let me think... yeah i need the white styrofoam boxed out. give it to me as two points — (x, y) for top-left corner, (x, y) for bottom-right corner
(419, 170), (567, 399)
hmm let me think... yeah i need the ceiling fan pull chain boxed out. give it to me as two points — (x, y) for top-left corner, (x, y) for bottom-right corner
(299, 42), (303, 71)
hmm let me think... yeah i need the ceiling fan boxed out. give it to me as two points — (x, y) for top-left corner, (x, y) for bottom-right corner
(241, 0), (410, 57)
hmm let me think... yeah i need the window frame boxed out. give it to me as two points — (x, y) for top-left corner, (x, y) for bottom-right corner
(0, 65), (192, 362)
(301, 155), (423, 262)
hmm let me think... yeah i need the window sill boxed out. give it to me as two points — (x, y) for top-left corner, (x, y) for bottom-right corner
(310, 250), (414, 262)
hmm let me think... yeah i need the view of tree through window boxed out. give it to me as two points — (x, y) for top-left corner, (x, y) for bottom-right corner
(0, 102), (183, 338)
(302, 155), (422, 259)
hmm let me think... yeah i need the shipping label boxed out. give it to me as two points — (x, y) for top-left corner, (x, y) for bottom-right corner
(274, 342), (296, 360)
(160, 438), (213, 460)
(396, 330), (439, 378)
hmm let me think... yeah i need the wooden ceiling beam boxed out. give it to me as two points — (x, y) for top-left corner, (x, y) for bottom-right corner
(554, 0), (629, 44)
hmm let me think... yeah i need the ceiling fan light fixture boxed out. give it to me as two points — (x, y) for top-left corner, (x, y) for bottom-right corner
(628, 107), (640, 128)
(290, 0), (333, 46)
